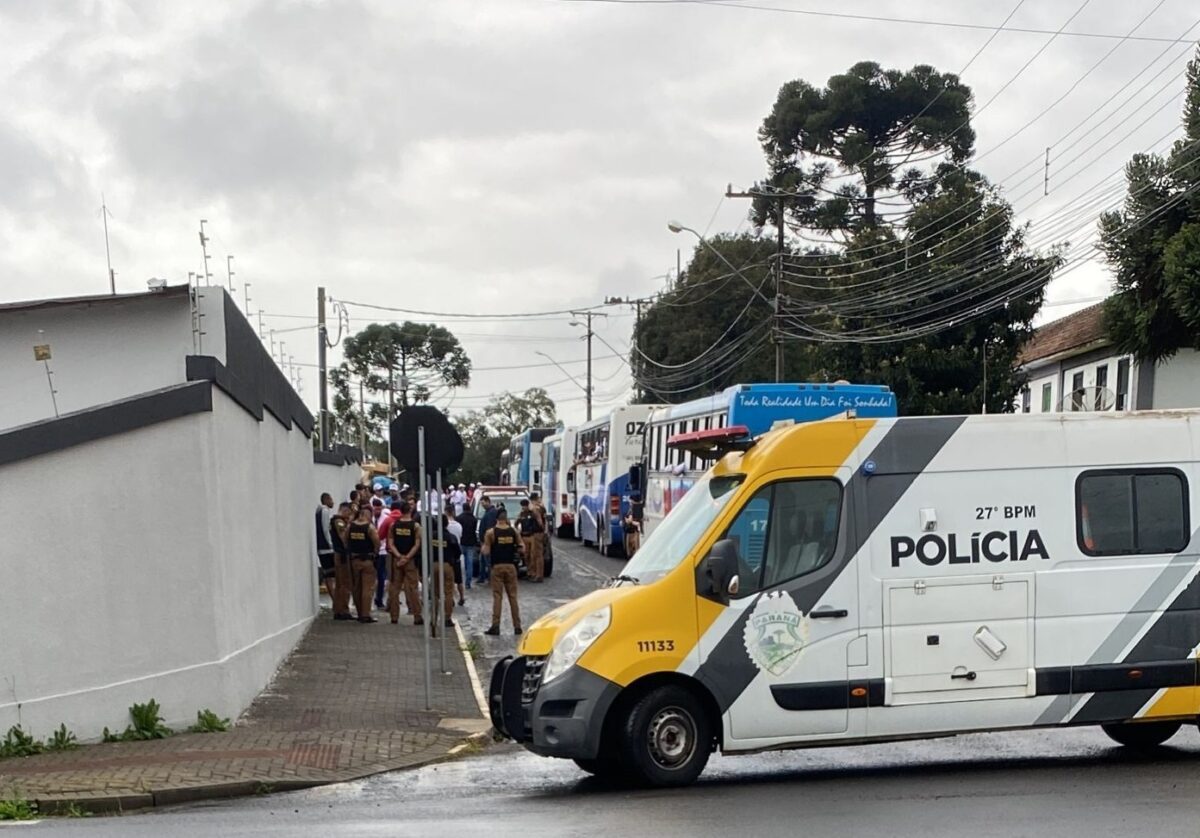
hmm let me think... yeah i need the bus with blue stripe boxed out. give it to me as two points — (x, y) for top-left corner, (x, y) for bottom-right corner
(573, 404), (656, 556)
(639, 382), (896, 537)
(504, 427), (556, 489)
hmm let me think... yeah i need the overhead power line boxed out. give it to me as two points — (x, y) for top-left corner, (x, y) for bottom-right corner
(554, 0), (1199, 43)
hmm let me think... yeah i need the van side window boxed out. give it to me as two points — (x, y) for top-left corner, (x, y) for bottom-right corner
(1077, 469), (1189, 556)
(724, 479), (843, 597)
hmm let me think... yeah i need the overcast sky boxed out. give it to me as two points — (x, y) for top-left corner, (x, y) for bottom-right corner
(2, 0), (1196, 426)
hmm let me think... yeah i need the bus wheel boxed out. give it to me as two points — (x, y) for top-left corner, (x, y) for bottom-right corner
(1101, 721), (1181, 748)
(618, 685), (712, 787)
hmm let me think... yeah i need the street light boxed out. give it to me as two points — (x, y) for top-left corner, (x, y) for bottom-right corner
(668, 218), (781, 381)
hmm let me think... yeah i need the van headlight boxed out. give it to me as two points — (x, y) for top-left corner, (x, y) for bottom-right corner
(542, 606), (611, 685)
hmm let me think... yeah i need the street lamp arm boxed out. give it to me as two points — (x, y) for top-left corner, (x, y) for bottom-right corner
(668, 222), (774, 307)
(535, 351), (589, 395)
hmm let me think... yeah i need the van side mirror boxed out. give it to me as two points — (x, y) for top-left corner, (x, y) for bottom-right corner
(705, 539), (740, 602)
(628, 464), (644, 491)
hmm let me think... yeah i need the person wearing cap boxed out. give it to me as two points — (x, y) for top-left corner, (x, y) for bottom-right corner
(451, 483), (467, 517)
(517, 498), (545, 583)
(482, 506), (522, 635)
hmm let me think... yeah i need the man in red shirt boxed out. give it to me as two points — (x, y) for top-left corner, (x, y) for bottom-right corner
(373, 500), (401, 611)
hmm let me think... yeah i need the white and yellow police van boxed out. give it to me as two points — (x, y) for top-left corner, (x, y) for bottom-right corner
(489, 410), (1200, 787)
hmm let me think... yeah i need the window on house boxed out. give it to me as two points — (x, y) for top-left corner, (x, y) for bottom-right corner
(1116, 358), (1131, 410)
(1095, 365), (1109, 410)
(1071, 372), (1085, 410)
(1041, 382), (1052, 413)
(1021, 387), (1031, 414)
(1077, 469), (1189, 556)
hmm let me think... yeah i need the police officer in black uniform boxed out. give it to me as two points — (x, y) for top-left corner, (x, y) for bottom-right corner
(387, 503), (423, 626)
(345, 504), (380, 623)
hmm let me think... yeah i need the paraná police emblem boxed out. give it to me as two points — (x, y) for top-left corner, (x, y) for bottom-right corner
(743, 591), (809, 676)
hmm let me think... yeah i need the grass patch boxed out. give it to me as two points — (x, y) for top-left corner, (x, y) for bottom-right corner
(460, 638), (483, 661)
(0, 726), (44, 758)
(0, 798), (36, 821)
(188, 709), (231, 734)
(46, 724), (79, 752)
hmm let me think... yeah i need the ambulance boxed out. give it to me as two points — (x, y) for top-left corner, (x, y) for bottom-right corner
(489, 410), (1200, 787)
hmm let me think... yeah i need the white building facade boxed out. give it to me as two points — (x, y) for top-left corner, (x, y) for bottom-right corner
(1017, 302), (1200, 414)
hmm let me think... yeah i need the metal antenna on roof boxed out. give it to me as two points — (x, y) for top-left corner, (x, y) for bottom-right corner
(198, 220), (213, 286)
(101, 194), (115, 295)
(226, 254), (236, 297)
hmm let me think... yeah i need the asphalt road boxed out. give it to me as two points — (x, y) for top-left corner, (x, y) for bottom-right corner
(18, 539), (1200, 836)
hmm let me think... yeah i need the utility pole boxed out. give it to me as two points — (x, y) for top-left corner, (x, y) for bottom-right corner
(358, 378), (367, 455)
(101, 194), (115, 294)
(198, 220), (213, 286)
(725, 184), (787, 382)
(317, 286), (330, 451)
(570, 311), (605, 421)
(606, 296), (649, 402)
(226, 255), (236, 296)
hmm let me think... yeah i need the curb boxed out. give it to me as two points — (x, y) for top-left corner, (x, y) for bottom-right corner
(453, 620), (491, 719)
(24, 727), (499, 817)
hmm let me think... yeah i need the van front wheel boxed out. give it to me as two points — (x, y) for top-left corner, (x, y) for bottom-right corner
(1101, 720), (1181, 748)
(618, 685), (712, 787)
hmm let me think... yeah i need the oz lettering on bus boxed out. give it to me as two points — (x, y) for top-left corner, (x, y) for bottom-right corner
(890, 530), (1050, 567)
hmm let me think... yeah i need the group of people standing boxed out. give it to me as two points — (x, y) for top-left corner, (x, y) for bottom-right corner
(314, 483), (550, 637)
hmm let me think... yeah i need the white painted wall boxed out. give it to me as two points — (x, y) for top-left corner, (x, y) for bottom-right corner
(1150, 348), (1200, 409)
(0, 387), (316, 741)
(313, 461), (359, 511)
(0, 292), (196, 432)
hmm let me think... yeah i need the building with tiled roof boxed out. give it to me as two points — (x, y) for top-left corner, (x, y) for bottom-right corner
(1016, 299), (1200, 414)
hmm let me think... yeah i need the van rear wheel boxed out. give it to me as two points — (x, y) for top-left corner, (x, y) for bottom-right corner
(617, 685), (712, 787)
(1101, 720), (1181, 748)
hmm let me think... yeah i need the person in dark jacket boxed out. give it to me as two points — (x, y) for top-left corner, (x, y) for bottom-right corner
(477, 496), (500, 583)
(457, 505), (480, 589)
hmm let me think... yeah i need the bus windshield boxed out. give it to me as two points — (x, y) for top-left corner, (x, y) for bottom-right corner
(620, 472), (745, 584)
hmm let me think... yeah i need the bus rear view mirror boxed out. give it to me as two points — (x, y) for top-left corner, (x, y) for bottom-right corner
(705, 539), (740, 601)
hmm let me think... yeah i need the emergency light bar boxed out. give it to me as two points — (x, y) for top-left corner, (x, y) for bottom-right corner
(666, 424), (754, 461)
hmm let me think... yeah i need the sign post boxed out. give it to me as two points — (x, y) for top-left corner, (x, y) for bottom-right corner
(418, 426), (432, 711)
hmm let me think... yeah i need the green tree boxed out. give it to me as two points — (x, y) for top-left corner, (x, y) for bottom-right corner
(453, 388), (558, 484)
(635, 60), (1056, 414)
(340, 322), (471, 420)
(758, 61), (973, 233)
(800, 166), (1059, 414)
(634, 234), (821, 402)
(1100, 50), (1200, 362)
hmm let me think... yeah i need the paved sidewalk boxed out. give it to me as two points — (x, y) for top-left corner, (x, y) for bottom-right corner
(0, 610), (490, 814)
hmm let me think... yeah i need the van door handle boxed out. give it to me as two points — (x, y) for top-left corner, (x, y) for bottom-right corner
(809, 608), (848, 619)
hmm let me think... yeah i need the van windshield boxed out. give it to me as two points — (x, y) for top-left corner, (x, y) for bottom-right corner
(620, 473), (745, 584)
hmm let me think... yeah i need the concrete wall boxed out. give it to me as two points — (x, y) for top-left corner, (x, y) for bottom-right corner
(313, 460), (360, 511)
(1148, 348), (1200, 409)
(0, 387), (316, 740)
(0, 291), (196, 431)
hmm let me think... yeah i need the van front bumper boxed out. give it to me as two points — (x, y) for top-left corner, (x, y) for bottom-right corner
(489, 655), (620, 759)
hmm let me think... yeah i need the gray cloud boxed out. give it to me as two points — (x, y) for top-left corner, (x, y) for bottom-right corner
(0, 0), (1195, 421)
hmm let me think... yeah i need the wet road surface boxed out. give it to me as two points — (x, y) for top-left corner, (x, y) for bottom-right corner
(19, 539), (1200, 836)
(23, 726), (1200, 837)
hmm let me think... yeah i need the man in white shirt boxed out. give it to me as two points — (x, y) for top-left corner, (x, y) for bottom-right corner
(451, 484), (467, 517)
